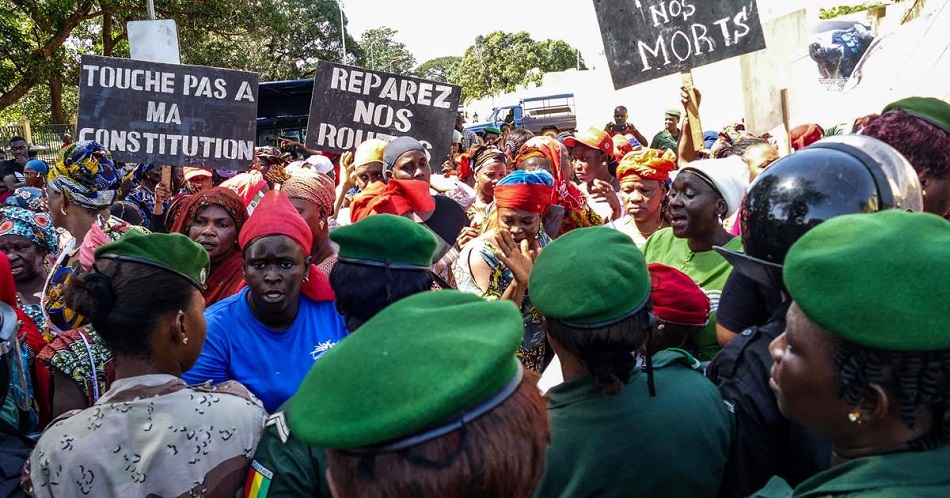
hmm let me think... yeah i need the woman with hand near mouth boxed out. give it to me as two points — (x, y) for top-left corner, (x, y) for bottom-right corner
(454, 170), (555, 373)
(183, 190), (347, 413)
(170, 187), (249, 306)
(607, 148), (674, 248)
(642, 156), (749, 361)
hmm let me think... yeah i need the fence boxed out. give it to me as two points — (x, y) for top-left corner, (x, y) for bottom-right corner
(1, 123), (75, 164)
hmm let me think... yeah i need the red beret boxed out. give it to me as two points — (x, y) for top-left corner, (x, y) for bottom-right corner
(648, 263), (710, 326)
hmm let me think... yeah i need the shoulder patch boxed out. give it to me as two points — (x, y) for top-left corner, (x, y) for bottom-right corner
(264, 411), (291, 444)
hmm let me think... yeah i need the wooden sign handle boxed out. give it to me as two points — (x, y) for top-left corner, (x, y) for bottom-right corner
(780, 88), (792, 156)
(680, 70), (705, 153)
(152, 166), (172, 215)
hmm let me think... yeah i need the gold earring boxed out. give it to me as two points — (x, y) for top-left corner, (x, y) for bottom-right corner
(60, 205), (68, 216)
(181, 335), (189, 345)
(319, 220), (326, 230)
(657, 323), (666, 330)
(848, 409), (863, 424)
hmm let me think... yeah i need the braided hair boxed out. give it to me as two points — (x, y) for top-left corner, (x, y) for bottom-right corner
(834, 339), (950, 451)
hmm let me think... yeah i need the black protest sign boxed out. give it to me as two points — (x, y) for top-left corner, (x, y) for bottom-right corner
(77, 55), (258, 169)
(593, 0), (766, 89)
(305, 61), (462, 165)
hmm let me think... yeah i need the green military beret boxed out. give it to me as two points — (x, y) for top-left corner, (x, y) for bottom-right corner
(784, 210), (950, 351)
(95, 231), (210, 290)
(883, 97), (950, 135)
(329, 214), (438, 269)
(664, 108), (682, 118)
(530, 227), (651, 326)
(484, 126), (503, 135)
(287, 290), (524, 450)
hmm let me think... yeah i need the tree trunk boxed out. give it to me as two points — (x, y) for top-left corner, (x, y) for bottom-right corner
(103, 13), (114, 56)
(49, 77), (66, 124)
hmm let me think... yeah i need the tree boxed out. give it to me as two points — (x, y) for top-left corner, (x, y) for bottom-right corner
(0, 0), (361, 124)
(414, 56), (461, 84)
(456, 31), (586, 100)
(358, 27), (415, 75)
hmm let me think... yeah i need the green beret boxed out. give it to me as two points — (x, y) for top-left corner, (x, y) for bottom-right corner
(883, 97), (950, 135)
(530, 227), (650, 326)
(95, 231), (210, 290)
(288, 290), (524, 449)
(784, 210), (950, 351)
(329, 214), (438, 269)
(664, 108), (682, 118)
(484, 126), (502, 135)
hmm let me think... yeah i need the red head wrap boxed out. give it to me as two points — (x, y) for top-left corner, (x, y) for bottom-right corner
(790, 123), (824, 151)
(648, 263), (710, 326)
(350, 179), (435, 223)
(239, 191), (333, 302)
(493, 183), (554, 214)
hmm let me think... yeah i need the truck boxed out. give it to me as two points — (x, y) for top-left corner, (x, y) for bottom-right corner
(465, 93), (577, 137)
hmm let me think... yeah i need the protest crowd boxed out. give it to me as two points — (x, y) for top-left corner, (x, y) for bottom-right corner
(2, 44), (950, 497)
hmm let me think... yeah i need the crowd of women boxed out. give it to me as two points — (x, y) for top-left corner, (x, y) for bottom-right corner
(0, 91), (948, 497)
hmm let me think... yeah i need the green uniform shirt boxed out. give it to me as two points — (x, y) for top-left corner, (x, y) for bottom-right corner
(650, 130), (680, 151)
(751, 444), (950, 497)
(247, 405), (331, 498)
(642, 228), (742, 360)
(535, 349), (732, 498)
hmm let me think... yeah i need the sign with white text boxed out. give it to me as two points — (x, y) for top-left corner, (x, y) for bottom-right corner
(305, 61), (462, 165)
(593, 0), (767, 89)
(77, 55), (259, 169)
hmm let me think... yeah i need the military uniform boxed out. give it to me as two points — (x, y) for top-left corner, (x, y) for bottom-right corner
(246, 405), (330, 498)
(535, 349), (732, 498)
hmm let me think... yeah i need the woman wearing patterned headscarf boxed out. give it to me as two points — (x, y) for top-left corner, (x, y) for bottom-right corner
(38, 140), (143, 424)
(282, 170), (338, 275)
(125, 163), (181, 229)
(4, 187), (46, 212)
(515, 136), (603, 237)
(454, 170), (555, 373)
(0, 206), (58, 330)
(467, 145), (509, 228)
(607, 148), (674, 248)
(170, 187), (249, 306)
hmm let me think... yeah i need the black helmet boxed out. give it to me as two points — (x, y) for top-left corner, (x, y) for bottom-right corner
(716, 135), (922, 288)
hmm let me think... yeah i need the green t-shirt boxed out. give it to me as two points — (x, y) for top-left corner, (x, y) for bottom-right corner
(750, 444), (950, 497)
(641, 227), (742, 360)
(247, 403), (331, 498)
(535, 349), (732, 498)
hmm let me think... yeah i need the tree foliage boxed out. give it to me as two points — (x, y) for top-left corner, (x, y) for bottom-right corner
(456, 31), (585, 101)
(414, 56), (461, 84)
(358, 27), (415, 75)
(0, 0), (361, 125)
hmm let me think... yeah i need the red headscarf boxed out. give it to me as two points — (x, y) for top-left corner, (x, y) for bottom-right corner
(239, 191), (334, 301)
(790, 124), (824, 151)
(349, 179), (435, 223)
(171, 187), (250, 306)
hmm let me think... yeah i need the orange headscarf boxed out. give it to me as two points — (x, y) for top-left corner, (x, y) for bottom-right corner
(617, 148), (676, 183)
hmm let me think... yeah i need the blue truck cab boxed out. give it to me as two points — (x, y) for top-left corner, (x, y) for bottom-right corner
(466, 93), (577, 137)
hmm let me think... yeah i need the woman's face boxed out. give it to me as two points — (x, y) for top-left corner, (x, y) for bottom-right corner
(743, 143), (779, 180)
(667, 171), (725, 240)
(189, 177), (213, 192)
(144, 166), (162, 188)
(497, 207), (541, 244)
(289, 197), (326, 246)
(571, 143), (607, 183)
(620, 178), (666, 222)
(768, 303), (852, 440)
(476, 162), (507, 198)
(389, 150), (431, 184)
(0, 235), (45, 283)
(187, 205), (238, 265)
(179, 289), (208, 372)
(355, 162), (384, 190)
(25, 170), (44, 188)
(243, 235), (309, 317)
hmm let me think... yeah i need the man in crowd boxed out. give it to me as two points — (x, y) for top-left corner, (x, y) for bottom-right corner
(604, 105), (649, 145)
(456, 113), (480, 151)
(0, 137), (29, 201)
(650, 109), (681, 151)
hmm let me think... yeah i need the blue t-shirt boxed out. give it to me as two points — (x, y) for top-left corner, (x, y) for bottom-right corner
(183, 287), (348, 413)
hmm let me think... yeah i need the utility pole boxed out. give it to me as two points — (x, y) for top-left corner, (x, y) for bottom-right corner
(339, 1), (346, 62)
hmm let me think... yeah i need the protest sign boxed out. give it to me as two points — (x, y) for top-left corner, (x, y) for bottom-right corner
(76, 55), (259, 169)
(305, 61), (462, 165)
(593, 0), (767, 89)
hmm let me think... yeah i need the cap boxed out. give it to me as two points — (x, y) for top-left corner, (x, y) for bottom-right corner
(287, 291), (524, 450)
(563, 127), (613, 155)
(95, 231), (210, 290)
(648, 263), (709, 326)
(355, 139), (387, 168)
(665, 108), (682, 118)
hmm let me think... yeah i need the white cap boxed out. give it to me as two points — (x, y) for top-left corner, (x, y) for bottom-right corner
(304, 155), (335, 174)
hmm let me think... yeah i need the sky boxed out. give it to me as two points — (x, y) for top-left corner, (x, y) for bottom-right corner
(341, 0), (608, 67)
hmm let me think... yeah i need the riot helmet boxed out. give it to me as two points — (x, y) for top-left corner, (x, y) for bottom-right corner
(716, 135), (922, 289)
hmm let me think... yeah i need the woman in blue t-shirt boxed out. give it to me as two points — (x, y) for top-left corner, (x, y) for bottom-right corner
(183, 191), (347, 412)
